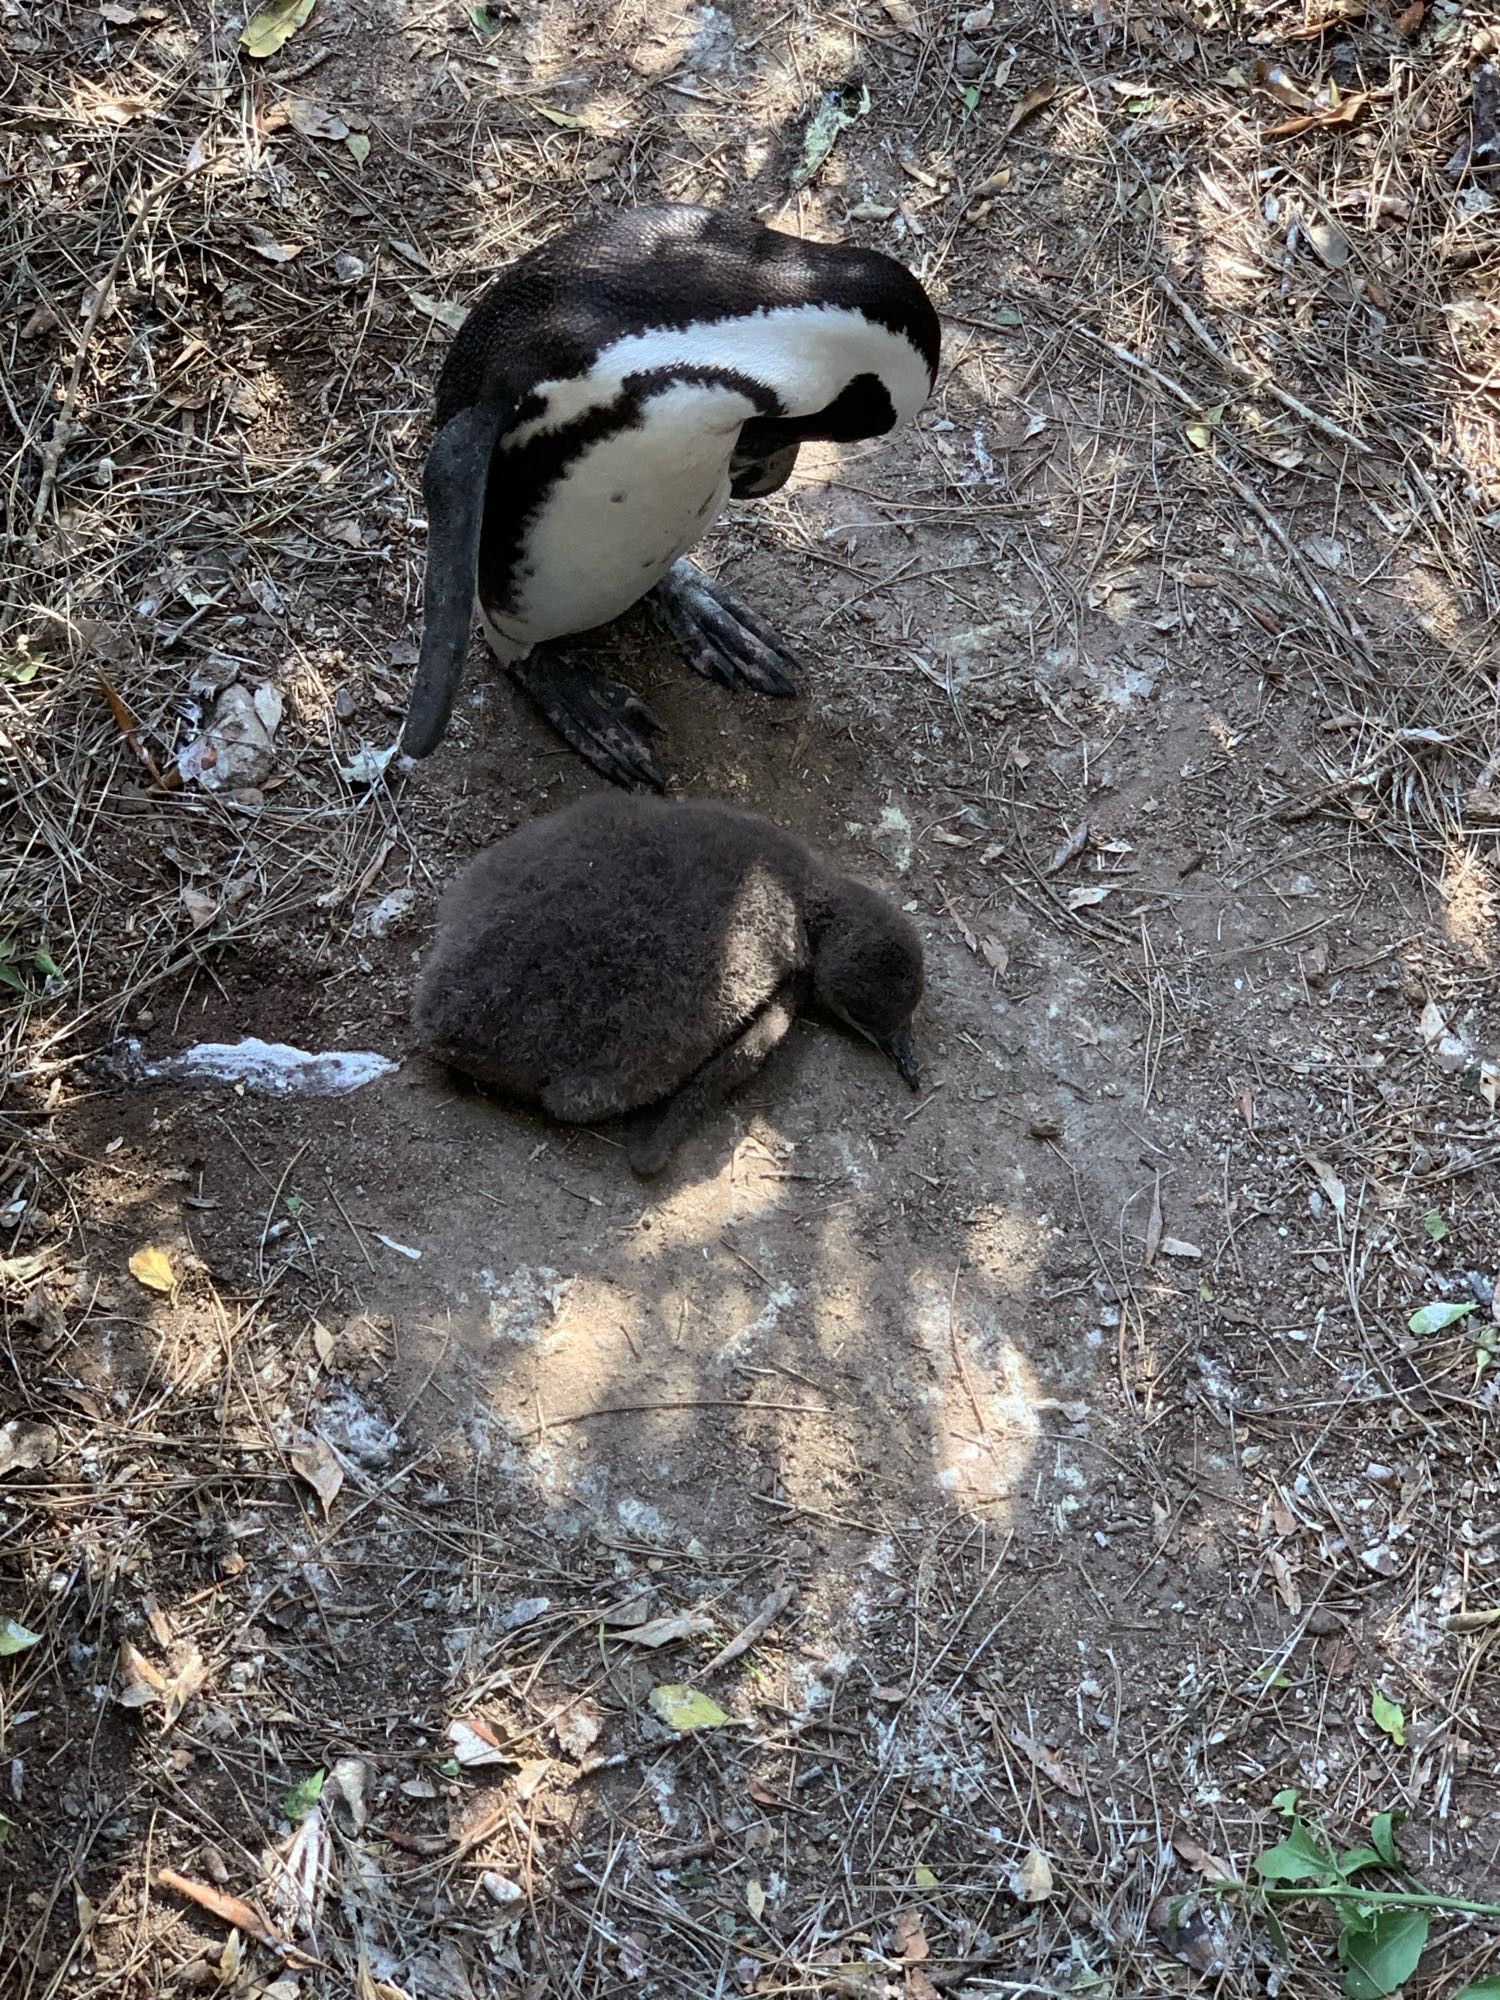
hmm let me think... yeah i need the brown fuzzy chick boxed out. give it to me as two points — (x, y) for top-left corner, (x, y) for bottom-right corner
(412, 795), (924, 1174)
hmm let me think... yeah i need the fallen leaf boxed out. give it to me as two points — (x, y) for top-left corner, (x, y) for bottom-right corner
(337, 743), (398, 785)
(447, 1717), (509, 1766)
(879, 0), (919, 26)
(1269, 1547), (1302, 1614)
(619, 1611), (713, 1649)
(1003, 1726), (1081, 1796)
(980, 935), (1008, 974)
(1306, 1155), (1347, 1223)
(1265, 91), (1369, 139)
(1172, 1833), (1235, 1881)
(0, 1421), (57, 1476)
(892, 1910), (929, 1961)
(285, 99), (348, 140)
(345, 132), (370, 167)
(1004, 77), (1057, 138)
(311, 1321), (336, 1368)
(792, 81), (870, 188)
(1392, 0), (1424, 33)
(1144, 1177), (1163, 1268)
(1236, 1086), (1256, 1134)
(116, 1640), (168, 1708)
(240, 0), (316, 59)
(1013, 1847), (1053, 1902)
(129, 1246), (175, 1294)
(246, 236), (304, 264)
(1159, 1237), (1202, 1260)
(648, 1684), (729, 1731)
(162, 1647), (207, 1727)
(906, 1974), (941, 2000)
(157, 1868), (285, 1949)
(1305, 218), (1351, 269)
(747, 1877), (766, 1921)
(533, 104), (584, 128)
(181, 885), (218, 931)
(1045, 822), (1089, 874)
(552, 1703), (602, 1759)
(1066, 884), (1114, 910)
(289, 1438), (343, 1516)
(0, 1617), (41, 1656)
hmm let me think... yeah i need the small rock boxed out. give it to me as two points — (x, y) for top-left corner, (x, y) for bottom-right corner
(177, 683), (281, 792)
(333, 252), (366, 285)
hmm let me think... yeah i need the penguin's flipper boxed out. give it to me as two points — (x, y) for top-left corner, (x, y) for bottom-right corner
(625, 988), (799, 1177)
(509, 653), (668, 792)
(648, 559), (801, 698)
(403, 399), (512, 759)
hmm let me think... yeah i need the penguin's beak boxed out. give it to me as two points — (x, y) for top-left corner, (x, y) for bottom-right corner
(882, 1024), (920, 1092)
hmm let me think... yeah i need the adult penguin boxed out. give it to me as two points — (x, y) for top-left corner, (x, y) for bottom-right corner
(402, 204), (940, 789)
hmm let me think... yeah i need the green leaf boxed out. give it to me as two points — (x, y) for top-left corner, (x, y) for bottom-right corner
(345, 132), (370, 167)
(2, 653), (40, 685)
(1371, 1687), (1406, 1748)
(1369, 1810), (1402, 1866)
(961, 84), (980, 112)
(1272, 1787), (1301, 1817)
(466, 2), (501, 33)
(1337, 1846), (1384, 1878)
(534, 104), (584, 128)
(648, 1684), (729, 1731)
(1408, 1300), (1477, 1334)
(993, 307), (1022, 327)
(914, 1864), (939, 1890)
(33, 950), (60, 980)
(240, 0), (316, 58)
(282, 1768), (325, 1823)
(1453, 1980), (1500, 1998)
(0, 963), (27, 996)
(1255, 1822), (1334, 1884)
(1422, 1208), (1449, 1242)
(0, 1617), (42, 1655)
(1339, 1906), (1428, 1999)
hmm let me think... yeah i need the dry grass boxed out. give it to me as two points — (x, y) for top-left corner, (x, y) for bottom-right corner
(4, 0), (1500, 1995)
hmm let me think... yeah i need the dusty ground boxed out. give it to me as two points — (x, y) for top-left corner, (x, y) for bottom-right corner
(5, 0), (1500, 1995)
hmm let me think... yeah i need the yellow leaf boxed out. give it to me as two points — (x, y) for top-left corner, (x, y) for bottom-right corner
(240, 0), (316, 59)
(648, 1684), (729, 1731)
(534, 104), (584, 128)
(129, 1246), (175, 1293)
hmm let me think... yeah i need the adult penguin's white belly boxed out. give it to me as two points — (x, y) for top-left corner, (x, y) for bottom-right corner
(478, 379), (754, 657)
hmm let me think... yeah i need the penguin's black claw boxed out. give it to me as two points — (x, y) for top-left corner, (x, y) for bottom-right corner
(509, 655), (668, 791)
(649, 559), (801, 698)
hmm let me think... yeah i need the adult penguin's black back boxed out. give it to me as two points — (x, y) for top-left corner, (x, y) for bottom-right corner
(404, 206), (940, 760)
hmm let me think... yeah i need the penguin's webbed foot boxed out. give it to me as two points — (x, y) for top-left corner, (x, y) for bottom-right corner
(509, 654), (667, 791)
(649, 559), (800, 698)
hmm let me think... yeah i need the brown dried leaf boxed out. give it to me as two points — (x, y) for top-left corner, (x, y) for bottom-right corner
(1265, 90), (1369, 139)
(1004, 1725), (1082, 1796)
(162, 1645), (207, 1727)
(180, 885), (218, 931)
(289, 1437), (342, 1516)
(1392, 0), (1424, 33)
(1004, 77), (1057, 138)
(1173, 1832), (1235, 1881)
(1144, 1177), (1163, 1268)
(892, 1911), (929, 1963)
(447, 1716), (508, 1767)
(157, 1868), (284, 1949)
(285, 98), (348, 140)
(246, 236), (304, 264)
(117, 1640), (168, 1708)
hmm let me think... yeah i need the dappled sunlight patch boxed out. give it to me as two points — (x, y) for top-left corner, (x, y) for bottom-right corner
(1438, 841), (1497, 966)
(907, 1267), (1043, 1509)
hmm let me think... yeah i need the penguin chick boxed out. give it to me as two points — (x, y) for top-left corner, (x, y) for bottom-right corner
(403, 205), (940, 789)
(412, 796), (924, 1174)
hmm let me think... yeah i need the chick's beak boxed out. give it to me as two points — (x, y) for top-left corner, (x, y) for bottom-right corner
(883, 1024), (920, 1092)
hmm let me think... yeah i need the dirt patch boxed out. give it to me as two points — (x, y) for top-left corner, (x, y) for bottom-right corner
(4, 1), (1500, 1997)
